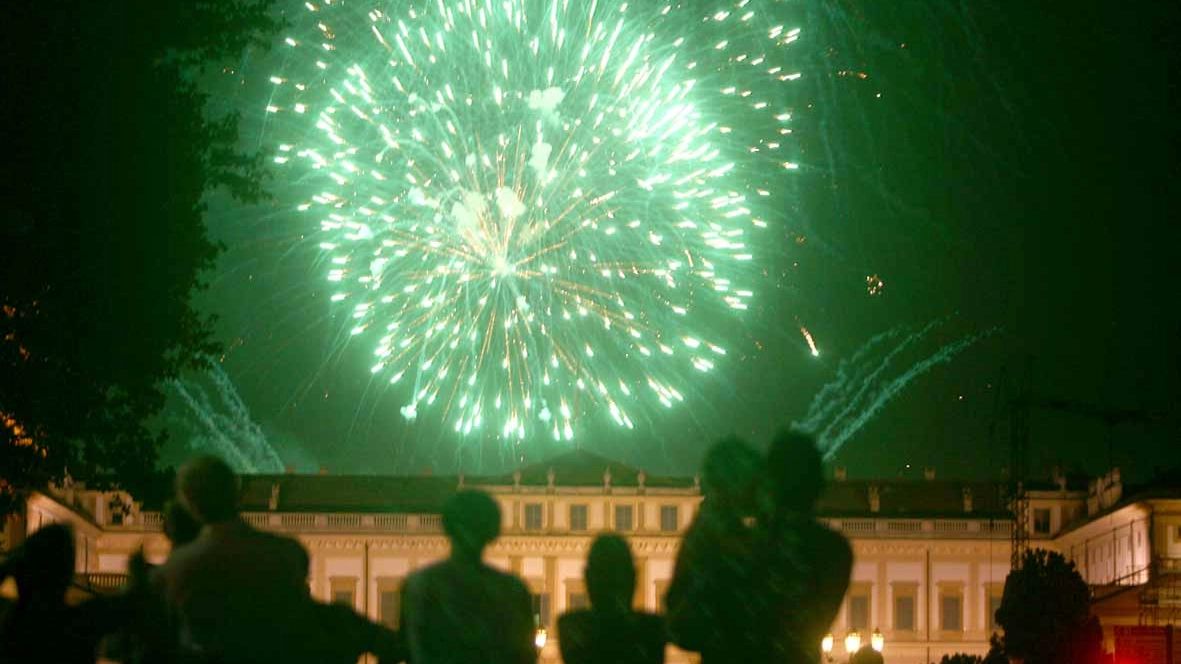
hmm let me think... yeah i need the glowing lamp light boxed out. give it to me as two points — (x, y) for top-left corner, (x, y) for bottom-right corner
(534, 627), (548, 649)
(871, 627), (885, 652)
(821, 633), (834, 655)
(844, 630), (861, 654)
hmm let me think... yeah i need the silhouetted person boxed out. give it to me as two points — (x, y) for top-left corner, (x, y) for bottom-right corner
(162, 498), (202, 548)
(665, 436), (763, 664)
(313, 601), (407, 664)
(151, 456), (314, 663)
(0, 524), (122, 663)
(850, 645), (885, 664)
(116, 500), (215, 664)
(558, 534), (665, 664)
(152, 455), (405, 664)
(754, 430), (853, 663)
(401, 490), (535, 664)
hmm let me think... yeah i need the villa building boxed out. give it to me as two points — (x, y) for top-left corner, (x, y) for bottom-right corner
(6, 450), (1180, 663)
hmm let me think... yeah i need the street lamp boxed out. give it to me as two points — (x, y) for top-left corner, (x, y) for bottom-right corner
(870, 627), (884, 652)
(534, 627), (548, 649)
(821, 633), (834, 661)
(844, 630), (861, 655)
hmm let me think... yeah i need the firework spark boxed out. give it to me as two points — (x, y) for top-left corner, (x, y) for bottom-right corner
(264, 0), (801, 441)
(800, 324), (820, 356)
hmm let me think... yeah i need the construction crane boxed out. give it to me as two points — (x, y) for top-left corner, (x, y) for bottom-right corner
(991, 361), (1031, 569)
(993, 359), (1168, 568)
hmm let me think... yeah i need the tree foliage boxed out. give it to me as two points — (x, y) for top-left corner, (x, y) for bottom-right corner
(939, 654), (982, 664)
(937, 634), (1007, 664)
(982, 633), (1008, 664)
(0, 1), (280, 513)
(997, 549), (1107, 664)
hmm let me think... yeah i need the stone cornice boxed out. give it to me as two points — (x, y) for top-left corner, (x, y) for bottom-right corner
(473, 485), (699, 497)
(853, 540), (1010, 557)
(301, 535), (448, 551)
(296, 534), (683, 555)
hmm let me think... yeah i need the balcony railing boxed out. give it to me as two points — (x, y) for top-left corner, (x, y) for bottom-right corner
(239, 512), (444, 533)
(75, 572), (130, 593)
(824, 518), (1013, 539)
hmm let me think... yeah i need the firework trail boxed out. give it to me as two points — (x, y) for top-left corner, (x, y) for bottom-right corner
(169, 362), (285, 473)
(261, 0), (803, 442)
(798, 321), (992, 459)
(797, 325), (906, 432)
(809, 320), (940, 441)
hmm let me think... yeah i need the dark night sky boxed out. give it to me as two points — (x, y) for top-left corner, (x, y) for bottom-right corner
(169, 0), (1179, 482)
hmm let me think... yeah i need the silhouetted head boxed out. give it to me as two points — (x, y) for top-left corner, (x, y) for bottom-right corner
(442, 490), (501, 558)
(176, 455), (240, 524)
(585, 534), (635, 613)
(765, 429), (824, 513)
(700, 435), (761, 512)
(7, 524), (76, 605)
(850, 645), (884, 664)
(163, 500), (202, 547)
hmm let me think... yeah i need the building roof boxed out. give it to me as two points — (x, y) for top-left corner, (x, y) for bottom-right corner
(818, 479), (1010, 519)
(236, 449), (1013, 518)
(239, 474), (458, 514)
(478, 449), (696, 489)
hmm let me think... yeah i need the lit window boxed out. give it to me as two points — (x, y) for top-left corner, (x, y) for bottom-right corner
(988, 593), (1003, 631)
(380, 590), (400, 628)
(654, 579), (670, 613)
(940, 594), (962, 631)
(524, 503), (543, 530)
(849, 595), (870, 631)
(614, 505), (634, 531)
(377, 577), (402, 629)
(894, 595), (915, 631)
(660, 505), (679, 532)
(330, 576), (357, 608)
(569, 504), (588, 531)
(532, 593), (551, 628)
(1033, 508), (1051, 535)
(568, 593), (590, 610)
(565, 579), (589, 612)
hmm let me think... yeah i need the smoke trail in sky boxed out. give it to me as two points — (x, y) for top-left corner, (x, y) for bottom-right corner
(169, 362), (285, 473)
(797, 325), (907, 433)
(798, 321), (992, 459)
(811, 320), (941, 442)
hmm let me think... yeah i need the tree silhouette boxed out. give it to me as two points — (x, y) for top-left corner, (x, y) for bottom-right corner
(939, 654), (982, 664)
(996, 549), (1106, 664)
(1, 1), (280, 513)
(937, 634), (1007, 664)
(982, 633), (1008, 664)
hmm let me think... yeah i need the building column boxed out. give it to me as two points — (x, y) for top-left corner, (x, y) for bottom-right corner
(634, 555), (647, 609)
(876, 558), (888, 632)
(968, 560), (979, 633)
(545, 555), (558, 617)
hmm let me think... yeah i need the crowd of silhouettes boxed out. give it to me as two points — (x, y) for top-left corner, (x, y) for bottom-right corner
(0, 430), (853, 664)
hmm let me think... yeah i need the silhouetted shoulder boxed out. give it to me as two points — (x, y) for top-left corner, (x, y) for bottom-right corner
(558, 610), (665, 664)
(263, 528), (311, 573)
(500, 566), (532, 597)
(814, 523), (853, 567)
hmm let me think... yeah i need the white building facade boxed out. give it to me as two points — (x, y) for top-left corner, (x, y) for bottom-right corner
(7, 452), (1180, 663)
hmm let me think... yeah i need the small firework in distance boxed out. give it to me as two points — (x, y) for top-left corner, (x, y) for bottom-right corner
(867, 274), (885, 296)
